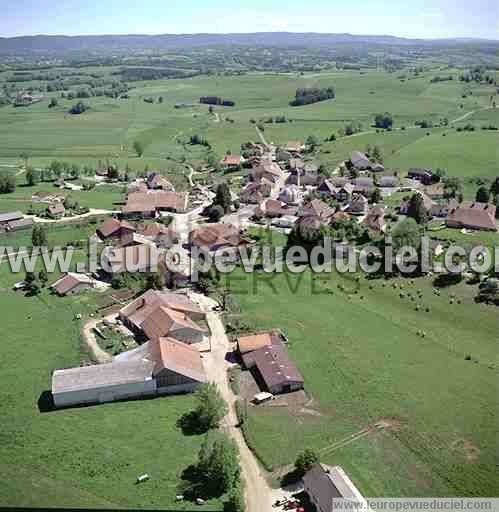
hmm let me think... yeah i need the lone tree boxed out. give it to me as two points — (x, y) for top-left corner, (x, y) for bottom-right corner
(25, 166), (39, 186)
(198, 432), (240, 496)
(295, 448), (319, 477)
(25, 272), (41, 295)
(133, 140), (144, 158)
(406, 193), (429, 224)
(306, 134), (319, 151)
(214, 182), (232, 213)
(475, 186), (490, 203)
(194, 382), (228, 431)
(32, 225), (48, 248)
(208, 204), (224, 223)
(374, 112), (393, 129)
(0, 173), (16, 194)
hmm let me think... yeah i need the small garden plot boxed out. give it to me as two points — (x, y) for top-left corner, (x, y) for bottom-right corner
(95, 323), (138, 356)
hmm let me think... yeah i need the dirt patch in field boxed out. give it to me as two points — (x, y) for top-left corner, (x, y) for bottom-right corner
(451, 438), (481, 462)
(374, 416), (405, 432)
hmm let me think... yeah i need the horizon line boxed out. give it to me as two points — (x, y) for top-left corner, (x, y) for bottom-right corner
(0, 31), (497, 42)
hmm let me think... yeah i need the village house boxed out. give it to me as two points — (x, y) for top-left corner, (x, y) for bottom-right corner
(239, 179), (272, 204)
(127, 180), (149, 194)
(0, 211), (24, 230)
(237, 331), (304, 395)
(345, 194), (368, 215)
(399, 191), (435, 215)
(119, 290), (207, 343)
(5, 217), (34, 232)
(31, 191), (64, 204)
(255, 199), (298, 219)
(334, 183), (356, 202)
(51, 273), (95, 296)
(121, 191), (189, 218)
(445, 201), (497, 231)
(220, 154), (244, 170)
(146, 172), (175, 191)
(51, 336), (207, 408)
(47, 203), (66, 219)
(362, 205), (386, 233)
(0, 211), (33, 232)
(407, 168), (435, 185)
(424, 183), (445, 200)
(379, 176), (400, 188)
(430, 198), (459, 218)
(303, 464), (367, 512)
(250, 161), (284, 185)
(349, 151), (372, 171)
(97, 218), (136, 243)
(286, 159), (320, 186)
(300, 199), (336, 222)
(101, 243), (157, 274)
(352, 177), (375, 196)
(137, 222), (179, 247)
(284, 141), (306, 154)
(189, 223), (247, 253)
(317, 179), (337, 198)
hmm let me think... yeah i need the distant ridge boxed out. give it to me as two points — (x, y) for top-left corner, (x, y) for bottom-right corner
(0, 32), (496, 55)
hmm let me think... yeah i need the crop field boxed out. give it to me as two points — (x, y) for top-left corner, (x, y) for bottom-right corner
(224, 266), (497, 497)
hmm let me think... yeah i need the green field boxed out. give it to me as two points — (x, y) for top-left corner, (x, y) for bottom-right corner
(224, 267), (497, 497)
(0, 70), (497, 181)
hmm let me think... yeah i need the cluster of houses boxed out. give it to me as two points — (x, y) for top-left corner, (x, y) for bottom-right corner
(230, 144), (497, 234)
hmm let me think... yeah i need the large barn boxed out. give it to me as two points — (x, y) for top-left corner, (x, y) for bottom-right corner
(52, 337), (207, 408)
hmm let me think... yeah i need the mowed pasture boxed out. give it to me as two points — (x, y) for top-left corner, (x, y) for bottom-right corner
(223, 267), (498, 496)
(0, 69), (497, 179)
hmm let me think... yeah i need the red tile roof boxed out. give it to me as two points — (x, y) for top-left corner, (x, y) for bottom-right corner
(150, 337), (207, 383)
(446, 201), (497, 231)
(190, 223), (242, 250)
(122, 191), (188, 214)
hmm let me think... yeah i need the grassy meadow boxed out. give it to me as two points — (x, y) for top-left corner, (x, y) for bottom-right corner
(223, 267), (498, 497)
(0, 69), (497, 181)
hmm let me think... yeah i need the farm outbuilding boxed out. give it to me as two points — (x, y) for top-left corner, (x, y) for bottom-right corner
(303, 464), (367, 512)
(238, 331), (304, 395)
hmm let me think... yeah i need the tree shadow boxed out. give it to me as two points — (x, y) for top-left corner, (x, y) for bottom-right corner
(178, 464), (224, 501)
(280, 468), (301, 488)
(176, 410), (207, 436)
(434, 273), (463, 288)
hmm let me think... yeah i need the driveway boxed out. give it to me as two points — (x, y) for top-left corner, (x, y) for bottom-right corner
(188, 292), (301, 511)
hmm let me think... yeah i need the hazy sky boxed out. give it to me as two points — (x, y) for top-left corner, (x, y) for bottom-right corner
(1, 0), (497, 39)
